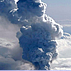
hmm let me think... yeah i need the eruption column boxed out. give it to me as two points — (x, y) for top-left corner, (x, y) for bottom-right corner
(16, 0), (63, 70)
(0, 0), (63, 70)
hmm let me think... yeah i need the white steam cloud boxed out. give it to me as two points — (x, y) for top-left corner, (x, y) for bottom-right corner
(0, 0), (63, 70)
(0, 15), (34, 70)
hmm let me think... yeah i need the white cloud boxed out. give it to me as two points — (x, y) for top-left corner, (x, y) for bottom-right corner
(56, 32), (71, 58)
(51, 58), (71, 70)
(0, 55), (35, 70)
(51, 32), (71, 70)
(0, 38), (35, 70)
(0, 15), (35, 70)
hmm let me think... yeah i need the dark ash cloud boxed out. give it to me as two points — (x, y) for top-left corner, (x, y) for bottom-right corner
(0, 0), (63, 70)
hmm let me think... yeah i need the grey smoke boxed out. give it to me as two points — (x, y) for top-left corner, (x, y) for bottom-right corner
(0, 0), (63, 70)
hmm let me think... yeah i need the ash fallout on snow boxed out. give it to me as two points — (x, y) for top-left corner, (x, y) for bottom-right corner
(0, 0), (63, 70)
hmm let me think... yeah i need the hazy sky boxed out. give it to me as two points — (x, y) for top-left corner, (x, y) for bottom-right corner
(42, 0), (71, 26)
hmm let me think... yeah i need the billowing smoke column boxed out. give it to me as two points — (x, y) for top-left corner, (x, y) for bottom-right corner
(16, 0), (63, 70)
(0, 0), (63, 70)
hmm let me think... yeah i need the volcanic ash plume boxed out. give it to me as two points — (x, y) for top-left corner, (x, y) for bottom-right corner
(0, 0), (63, 70)
(16, 0), (63, 70)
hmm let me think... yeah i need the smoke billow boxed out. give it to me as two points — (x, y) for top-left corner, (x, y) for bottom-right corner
(0, 0), (63, 70)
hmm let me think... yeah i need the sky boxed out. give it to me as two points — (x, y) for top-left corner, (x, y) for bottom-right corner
(42, 0), (71, 26)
